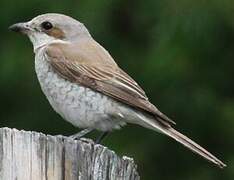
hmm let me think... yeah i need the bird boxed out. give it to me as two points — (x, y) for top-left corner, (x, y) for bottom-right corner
(9, 13), (226, 168)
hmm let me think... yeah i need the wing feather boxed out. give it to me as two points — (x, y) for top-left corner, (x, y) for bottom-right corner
(45, 40), (175, 126)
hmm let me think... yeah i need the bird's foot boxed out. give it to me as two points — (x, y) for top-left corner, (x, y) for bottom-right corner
(69, 128), (93, 140)
(69, 129), (110, 144)
(95, 131), (110, 144)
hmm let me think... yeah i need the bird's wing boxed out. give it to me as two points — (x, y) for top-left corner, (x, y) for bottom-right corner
(44, 39), (175, 126)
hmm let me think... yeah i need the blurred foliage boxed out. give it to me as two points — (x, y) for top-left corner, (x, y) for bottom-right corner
(0, 0), (234, 179)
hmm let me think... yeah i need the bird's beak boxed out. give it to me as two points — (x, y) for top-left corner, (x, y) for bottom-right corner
(9, 22), (31, 34)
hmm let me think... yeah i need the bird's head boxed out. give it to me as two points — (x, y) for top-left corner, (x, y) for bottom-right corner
(9, 13), (91, 51)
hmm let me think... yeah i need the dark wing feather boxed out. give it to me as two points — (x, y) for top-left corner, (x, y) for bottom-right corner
(45, 41), (175, 126)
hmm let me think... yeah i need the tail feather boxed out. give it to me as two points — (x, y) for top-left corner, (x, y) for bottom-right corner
(163, 127), (226, 168)
(139, 115), (226, 168)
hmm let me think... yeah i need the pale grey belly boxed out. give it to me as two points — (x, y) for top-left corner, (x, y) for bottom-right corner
(35, 56), (128, 131)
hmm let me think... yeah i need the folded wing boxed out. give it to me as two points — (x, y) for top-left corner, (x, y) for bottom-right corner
(45, 39), (175, 126)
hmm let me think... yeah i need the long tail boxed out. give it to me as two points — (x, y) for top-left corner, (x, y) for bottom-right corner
(138, 115), (226, 168)
(161, 127), (226, 168)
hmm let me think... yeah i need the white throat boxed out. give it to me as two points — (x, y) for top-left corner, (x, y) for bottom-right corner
(28, 32), (67, 52)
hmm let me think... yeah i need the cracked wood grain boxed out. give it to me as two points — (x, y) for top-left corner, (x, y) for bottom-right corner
(0, 127), (140, 180)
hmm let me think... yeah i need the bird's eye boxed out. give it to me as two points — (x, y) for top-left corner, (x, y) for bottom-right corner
(41, 21), (53, 30)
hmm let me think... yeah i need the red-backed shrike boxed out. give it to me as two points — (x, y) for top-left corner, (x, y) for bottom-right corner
(9, 13), (225, 168)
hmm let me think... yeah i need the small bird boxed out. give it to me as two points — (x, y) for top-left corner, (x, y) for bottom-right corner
(9, 13), (225, 168)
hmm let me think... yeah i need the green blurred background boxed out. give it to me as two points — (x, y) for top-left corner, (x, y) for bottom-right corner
(1, 0), (233, 179)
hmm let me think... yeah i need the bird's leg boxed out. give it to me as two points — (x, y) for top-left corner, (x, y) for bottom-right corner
(95, 132), (110, 144)
(70, 128), (93, 140)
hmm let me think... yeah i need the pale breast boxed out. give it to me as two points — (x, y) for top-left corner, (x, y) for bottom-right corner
(34, 47), (127, 131)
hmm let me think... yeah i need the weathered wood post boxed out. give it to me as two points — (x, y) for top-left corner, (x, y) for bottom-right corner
(0, 127), (140, 180)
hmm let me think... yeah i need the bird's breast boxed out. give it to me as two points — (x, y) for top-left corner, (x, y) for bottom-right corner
(34, 47), (126, 131)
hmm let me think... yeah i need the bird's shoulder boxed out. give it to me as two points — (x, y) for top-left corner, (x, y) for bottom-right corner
(45, 38), (118, 67)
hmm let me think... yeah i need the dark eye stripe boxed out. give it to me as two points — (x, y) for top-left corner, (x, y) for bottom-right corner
(46, 28), (65, 39)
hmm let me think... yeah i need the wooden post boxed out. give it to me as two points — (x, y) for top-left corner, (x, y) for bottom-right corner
(0, 127), (140, 180)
